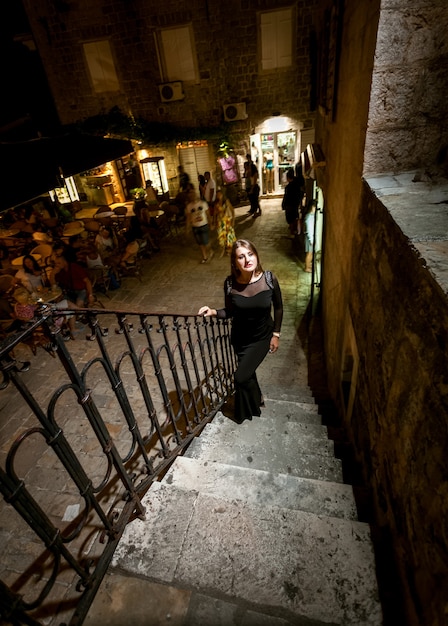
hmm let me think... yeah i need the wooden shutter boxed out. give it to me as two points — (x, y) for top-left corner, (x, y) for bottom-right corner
(84, 40), (119, 93)
(261, 9), (292, 70)
(161, 26), (197, 82)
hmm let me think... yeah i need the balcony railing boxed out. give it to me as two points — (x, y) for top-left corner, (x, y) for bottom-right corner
(0, 304), (236, 626)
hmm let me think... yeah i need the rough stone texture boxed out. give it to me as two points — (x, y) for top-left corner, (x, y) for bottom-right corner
(365, 5), (448, 173)
(84, 575), (191, 626)
(185, 417), (344, 483)
(113, 482), (381, 626)
(21, 0), (316, 136)
(350, 180), (448, 626)
(315, 1), (448, 624)
(164, 455), (359, 520)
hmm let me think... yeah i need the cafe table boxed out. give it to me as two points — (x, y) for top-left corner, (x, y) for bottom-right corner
(109, 202), (135, 216)
(147, 210), (165, 219)
(0, 229), (20, 239)
(74, 207), (98, 220)
(29, 286), (63, 304)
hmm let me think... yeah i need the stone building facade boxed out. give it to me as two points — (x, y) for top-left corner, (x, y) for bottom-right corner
(22, 0), (318, 196)
(16, 0), (448, 624)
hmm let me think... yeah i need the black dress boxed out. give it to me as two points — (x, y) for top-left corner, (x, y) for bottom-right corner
(217, 271), (283, 422)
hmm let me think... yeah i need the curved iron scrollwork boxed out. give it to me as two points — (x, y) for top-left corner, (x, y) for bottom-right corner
(0, 306), (235, 625)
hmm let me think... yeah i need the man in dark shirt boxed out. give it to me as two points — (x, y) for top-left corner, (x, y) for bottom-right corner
(50, 253), (94, 307)
(282, 168), (304, 238)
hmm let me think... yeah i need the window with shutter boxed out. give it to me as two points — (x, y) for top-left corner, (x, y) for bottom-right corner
(83, 40), (120, 93)
(158, 25), (199, 83)
(260, 9), (293, 71)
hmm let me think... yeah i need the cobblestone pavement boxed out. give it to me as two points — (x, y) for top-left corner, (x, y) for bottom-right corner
(0, 197), (315, 625)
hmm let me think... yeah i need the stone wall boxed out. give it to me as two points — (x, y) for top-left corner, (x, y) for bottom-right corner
(364, 0), (448, 174)
(351, 183), (448, 626)
(22, 0), (317, 137)
(315, 0), (448, 623)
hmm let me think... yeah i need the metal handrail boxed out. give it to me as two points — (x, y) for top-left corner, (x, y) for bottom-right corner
(0, 305), (236, 625)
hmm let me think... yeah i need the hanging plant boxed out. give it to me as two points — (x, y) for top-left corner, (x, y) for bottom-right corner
(72, 107), (233, 147)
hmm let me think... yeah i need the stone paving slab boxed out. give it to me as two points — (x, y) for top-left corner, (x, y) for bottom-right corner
(213, 407), (326, 433)
(185, 417), (343, 483)
(199, 415), (335, 457)
(0, 199), (329, 625)
(163, 456), (358, 520)
(113, 482), (382, 625)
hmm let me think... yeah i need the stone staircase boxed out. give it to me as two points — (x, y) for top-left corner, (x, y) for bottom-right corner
(112, 393), (383, 625)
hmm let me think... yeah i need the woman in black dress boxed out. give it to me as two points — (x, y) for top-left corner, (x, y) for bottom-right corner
(198, 239), (283, 423)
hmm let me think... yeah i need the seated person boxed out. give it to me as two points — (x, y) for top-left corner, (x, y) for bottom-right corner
(15, 254), (44, 293)
(0, 293), (24, 333)
(145, 179), (159, 206)
(12, 287), (37, 323)
(120, 232), (141, 268)
(85, 244), (105, 269)
(131, 207), (160, 252)
(95, 226), (118, 262)
(12, 286), (75, 343)
(67, 233), (89, 265)
(50, 240), (73, 263)
(50, 252), (95, 308)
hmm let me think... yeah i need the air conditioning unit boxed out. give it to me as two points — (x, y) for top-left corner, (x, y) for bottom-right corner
(158, 81), (184, 103)
(223, 102), (247, 122)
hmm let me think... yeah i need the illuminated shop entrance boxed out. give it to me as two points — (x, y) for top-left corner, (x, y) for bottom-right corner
(250, 130), (297, 195)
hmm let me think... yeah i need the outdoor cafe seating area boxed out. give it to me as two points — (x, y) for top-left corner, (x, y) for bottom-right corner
(0, 195), (183, 354)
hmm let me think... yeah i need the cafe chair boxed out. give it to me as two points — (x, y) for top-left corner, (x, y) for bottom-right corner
(42, 217), (59, 230)
(31, 244), (53, 266)
(118, 240), (145, 283)
(88, 266), (112, 298)
(83, 219), (101, 238)
(113, 205), (130, 236)
(94, 204), (112, 217)
(0, 274), (16, 295)
(31, 244), (54, 284)
(162, 203), (181, 236)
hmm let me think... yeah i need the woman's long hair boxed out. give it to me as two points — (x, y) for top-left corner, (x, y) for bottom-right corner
(230, 239), (263, 278)
(22, 254), (41, 274)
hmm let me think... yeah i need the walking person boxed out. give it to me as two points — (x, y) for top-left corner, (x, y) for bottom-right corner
(198, 238), (283, 423)
(243, 153), (258, 195)
(248, 178), (261, 218)
(282, 168), (304, 238)
(214, 188), (236, 257)
(203, 171), (217, 229)
(304, 199), (317, 272)
(185, 187), (214, 263)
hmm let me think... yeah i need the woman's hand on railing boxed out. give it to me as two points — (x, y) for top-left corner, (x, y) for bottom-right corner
(198, 306), (216, 317)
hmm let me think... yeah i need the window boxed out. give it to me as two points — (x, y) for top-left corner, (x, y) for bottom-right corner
(83, 40), (120, 93)
(260, 8), (293, 71)
(157, 25), (198, 83)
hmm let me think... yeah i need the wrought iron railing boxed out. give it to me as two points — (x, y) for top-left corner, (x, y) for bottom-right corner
(0, 304), (236, 626)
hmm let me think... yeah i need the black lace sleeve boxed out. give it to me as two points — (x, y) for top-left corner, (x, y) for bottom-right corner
(216, 276), (233, 319)
(271, 273), (283, 333)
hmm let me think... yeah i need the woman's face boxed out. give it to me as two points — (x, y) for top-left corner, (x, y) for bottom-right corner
(234, 245), (257, 274)
(24, 257), (34, 270)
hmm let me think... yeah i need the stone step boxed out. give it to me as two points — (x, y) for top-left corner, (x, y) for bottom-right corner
(113, 482), (382, 626)
(185, 415), (344, 483)
(263, 398), (323, 424)
(212, 410), (330, 439)
(260, 387), (316, 404)
(163, 455), (359, 521)
(200, 414), (335, 457)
